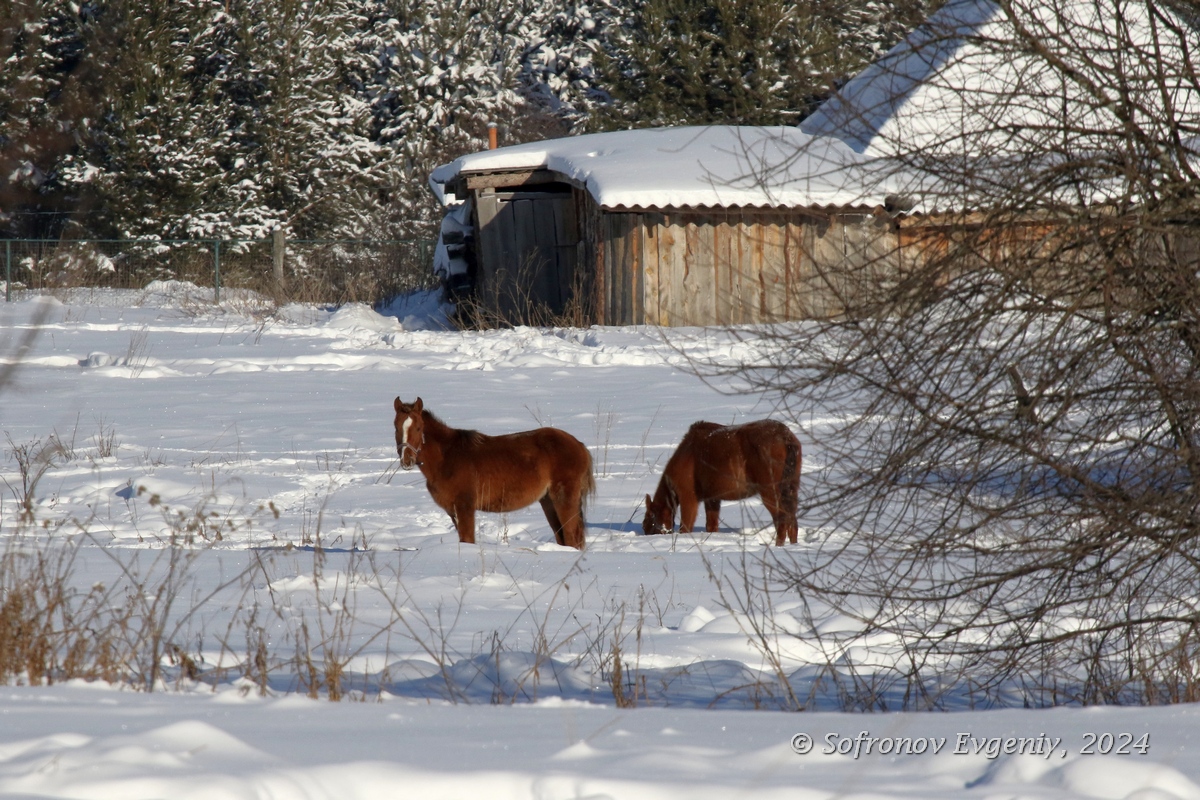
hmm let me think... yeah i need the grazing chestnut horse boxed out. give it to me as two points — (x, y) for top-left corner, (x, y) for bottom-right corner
(643, 420), (801, 545)
(393, 397), (594, 549)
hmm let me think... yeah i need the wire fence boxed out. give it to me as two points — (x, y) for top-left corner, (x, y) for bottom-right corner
(1, 238), (439, 307)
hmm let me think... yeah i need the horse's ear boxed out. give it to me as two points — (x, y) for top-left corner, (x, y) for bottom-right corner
(394, 397), (403, 412)
(414, 397), (423, 413)
(644, 493), (652, 509)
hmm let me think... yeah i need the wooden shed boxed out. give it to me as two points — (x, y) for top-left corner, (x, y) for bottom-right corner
(429, 126), (914, 326)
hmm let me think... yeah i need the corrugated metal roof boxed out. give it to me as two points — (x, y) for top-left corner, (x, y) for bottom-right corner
(429, 126), (914, 212)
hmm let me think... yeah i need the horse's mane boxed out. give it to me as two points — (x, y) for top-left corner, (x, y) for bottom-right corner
(460, 429), (487, 446)
(422, 408), (486, 446)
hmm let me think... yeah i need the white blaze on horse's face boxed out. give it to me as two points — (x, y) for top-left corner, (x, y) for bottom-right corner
(398, 414), (419, 469)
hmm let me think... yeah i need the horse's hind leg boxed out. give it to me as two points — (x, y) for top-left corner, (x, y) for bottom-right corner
(781, 476), (800, 544)
(546, 485), (586, 550)
(780, 437), (801, 544)
(539, 496), (567, 547)
(762, 488), (798, 545)
(779, 488), (799, 544)
(560, 499), (588, 550)
(563, 515), (586, 549)
(704, 499), (720, 533)
(759, 488), (790, 546)
(774, 509), (798, 545)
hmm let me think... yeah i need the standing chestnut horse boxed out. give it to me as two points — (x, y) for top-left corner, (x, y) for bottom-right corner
(643, 420), (801, 545)
(393, 397), (594, 549)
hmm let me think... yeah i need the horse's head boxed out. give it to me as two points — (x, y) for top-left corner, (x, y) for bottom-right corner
(641, 491), (673, 536)
(393, 396), (425, 469)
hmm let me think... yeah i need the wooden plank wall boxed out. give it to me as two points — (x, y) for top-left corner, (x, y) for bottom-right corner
(597, 208), (903, 326)
(590, 207), (1200, 327)
(473, 185), (1200, 328)
(602, 214), (642, 325)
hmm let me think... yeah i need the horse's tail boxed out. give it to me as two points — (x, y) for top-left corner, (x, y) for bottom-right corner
(580, 446), (597, 517)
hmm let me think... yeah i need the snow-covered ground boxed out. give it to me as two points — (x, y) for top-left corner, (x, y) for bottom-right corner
(1, 284), (1197, 800)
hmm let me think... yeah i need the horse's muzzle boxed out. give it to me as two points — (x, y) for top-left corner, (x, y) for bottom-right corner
(399, 445), (419, 470)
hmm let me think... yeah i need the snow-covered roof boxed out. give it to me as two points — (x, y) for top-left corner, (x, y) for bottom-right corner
(801, 0), (1200, 160)
(429, 125), (909, 211)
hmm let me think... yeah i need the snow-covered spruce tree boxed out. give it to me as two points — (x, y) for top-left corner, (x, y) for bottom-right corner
(340, 0), (516, 240)
(3, 0), (933, 241)
(589, 0), (929, 129)
(1, 0), (603, 242)
(0, 0), (102, 237)
(344, 0), (600, 240)
(821, 0), (933, 63)
(207, 0), (391, 240)
(516, 0), (623, 129)
(44, 0), (395, 241)
(51, 1), (244, 240)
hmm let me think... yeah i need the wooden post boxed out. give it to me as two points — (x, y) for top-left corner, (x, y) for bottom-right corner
(272, 228), (285, 287)
(487, 122), (498, 150)
(213, 239), (221, 304)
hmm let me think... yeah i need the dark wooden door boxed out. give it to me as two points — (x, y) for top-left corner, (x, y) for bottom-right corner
(475, 187), (580, 322)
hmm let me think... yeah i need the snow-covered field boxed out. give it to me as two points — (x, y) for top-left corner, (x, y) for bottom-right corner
(1, 284), (1198, 800)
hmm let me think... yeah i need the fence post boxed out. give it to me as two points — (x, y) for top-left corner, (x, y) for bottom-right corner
(4, 240), (10, 302)
(213, 239), (221, 304)
(272, 228), (285, 288)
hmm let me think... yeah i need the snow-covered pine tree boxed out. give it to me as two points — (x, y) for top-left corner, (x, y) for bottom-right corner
(2, 0), (933, 242)
(49, 1), (243, 240)
(345, 0), (581, 239)
(589, 0), (930, 129)
(589, 0), (820, 128)
(0, 0), (100, 237)
(825, 0), (931, 63)
(49, 0), (394, 241)
(207, 0), (390, 240)
(514, 0), (620, 130)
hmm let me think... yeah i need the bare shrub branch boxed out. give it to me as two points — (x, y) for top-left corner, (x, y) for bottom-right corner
(685, 0), (1200, 707)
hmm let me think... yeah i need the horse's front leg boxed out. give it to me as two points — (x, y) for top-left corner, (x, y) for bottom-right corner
(704, 499), (720, 532)
(450, 501), (476, 544)
(678, 497), (699, 533)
